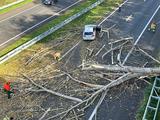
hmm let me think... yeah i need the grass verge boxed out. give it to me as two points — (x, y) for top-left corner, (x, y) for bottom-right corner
(0, 0), (33, 14)
(136, 78), (160, 120)
(136, 84), (152, 120)
(0, 0), (19, 6)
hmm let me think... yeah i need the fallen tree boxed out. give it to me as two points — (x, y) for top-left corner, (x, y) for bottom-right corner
(83, 64), (160, 74)
(1, 17), (159, 120)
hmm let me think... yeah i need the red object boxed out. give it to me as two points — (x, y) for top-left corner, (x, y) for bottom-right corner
(3, 82), (11, 91)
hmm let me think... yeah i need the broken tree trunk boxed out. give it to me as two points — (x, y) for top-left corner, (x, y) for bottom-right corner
(83, 64), (160, 75)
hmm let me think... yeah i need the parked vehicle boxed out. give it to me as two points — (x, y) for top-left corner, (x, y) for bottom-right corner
(42, 0), (57, 5)
(83, 24), (101, 40)
(83, 25), (96, 40)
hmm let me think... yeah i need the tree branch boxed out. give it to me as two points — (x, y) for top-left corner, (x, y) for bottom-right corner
(83, 64), (160, 74)
(22, 74), (82, 102)
(39, 108), (51, 120)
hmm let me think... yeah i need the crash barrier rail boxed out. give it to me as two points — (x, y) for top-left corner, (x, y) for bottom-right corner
(0, 0), (25, 11)
(0, 0), (104, 64)
(142, 77), (160, 120)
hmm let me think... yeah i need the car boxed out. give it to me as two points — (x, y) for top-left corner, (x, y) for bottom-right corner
(83, 25), (97, 40)
(42, 0), (54, 5)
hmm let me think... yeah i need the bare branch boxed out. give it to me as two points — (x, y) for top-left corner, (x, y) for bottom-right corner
(39, 108), (51, 120)
(108, 37), (133, 44)
(65, 72), (104, 88)
(102, 40), (129, 59)
(88, 90), (107, 120)
(95, 45), (106, 56)
(111, 42), (114, 64)
(138, 47), (160, 64)
(22, 74), (82, 102)
(83, 64), (160, 74)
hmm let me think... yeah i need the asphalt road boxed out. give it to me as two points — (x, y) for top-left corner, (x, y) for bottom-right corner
(84, 0), (160, 119)
(100, 0), (160, 65)
(0, 0), (79, 49)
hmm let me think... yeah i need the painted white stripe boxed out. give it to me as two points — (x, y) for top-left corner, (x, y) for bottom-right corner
(134, 6), (160, 45)
(122, 5), (160, 65)
(0, 0), (25, 10)
(0, 4), (41, 23)
(98, 0), (129, 26)
(0, 0), (82, 47)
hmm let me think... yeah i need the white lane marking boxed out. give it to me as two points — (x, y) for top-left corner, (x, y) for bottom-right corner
(0, 0), (82, 47)
(98, 0), (129, 26)
(0, 4), (41, 23)
(124, 14), (133, 22)
(122, 5), (160, 65)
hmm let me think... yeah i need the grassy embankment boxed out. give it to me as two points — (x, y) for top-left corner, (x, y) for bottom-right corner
(136, 77), (160, 120)
(0, 0), (17, 6)
(0, 0), (122, 75)
(0, 0), (33, 14)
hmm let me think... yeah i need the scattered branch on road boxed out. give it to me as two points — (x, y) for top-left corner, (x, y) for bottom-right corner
(102, 40), (129, 59)
(138, 47), (160, 64)
(39, 108), (51, 120)
(83, 63), (160, 75)
(95, 44), (106, 56)
(22, 74), (82, 102)
(65, 72), (104, 88)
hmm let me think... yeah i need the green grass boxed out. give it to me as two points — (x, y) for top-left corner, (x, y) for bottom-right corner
(136, 84), (152, 120)
(0, 0), (18, 6)
(0, 0), (33, 14)
(136, 78), (160, 120)
(0, 0), (122, 58)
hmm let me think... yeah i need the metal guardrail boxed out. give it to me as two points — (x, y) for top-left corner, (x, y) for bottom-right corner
(142, 77), (160, 120)
(0, 0), (104, 64)
(0, 0), (25, 11)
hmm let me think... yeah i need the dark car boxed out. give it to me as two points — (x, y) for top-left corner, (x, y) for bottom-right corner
(42, 0), (58, 5)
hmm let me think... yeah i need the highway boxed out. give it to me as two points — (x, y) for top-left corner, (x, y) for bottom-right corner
(84, 0), (160, 119)
(0, 0), (81, 49)
(0, 0), (160, 119)
(99, 0), (160, 65)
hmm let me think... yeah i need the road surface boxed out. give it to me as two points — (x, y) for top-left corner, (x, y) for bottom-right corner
(83, 0), (160, 119)
(0, 0), (80, 49)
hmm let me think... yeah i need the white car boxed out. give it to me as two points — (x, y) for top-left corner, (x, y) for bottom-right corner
(83, 25), (96, 40)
